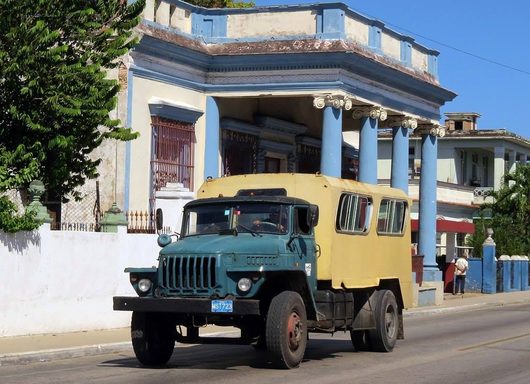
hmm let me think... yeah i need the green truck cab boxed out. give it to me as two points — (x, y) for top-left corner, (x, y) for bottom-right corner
(114, 174), (412, 369)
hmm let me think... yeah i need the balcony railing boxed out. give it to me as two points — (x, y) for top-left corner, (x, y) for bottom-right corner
(473, 187), (494, 204)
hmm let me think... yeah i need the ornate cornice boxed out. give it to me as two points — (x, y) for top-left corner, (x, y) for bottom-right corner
(351, 106), (387, 121)
(313, 95), (353, 110)
(415, 124), (446, 137)
(383, 116), (418, 129)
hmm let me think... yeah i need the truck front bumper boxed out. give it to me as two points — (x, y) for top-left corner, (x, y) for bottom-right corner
(113, 296), (261, 316)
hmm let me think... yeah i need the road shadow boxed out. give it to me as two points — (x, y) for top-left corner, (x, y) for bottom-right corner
(99, 337), (359, 371)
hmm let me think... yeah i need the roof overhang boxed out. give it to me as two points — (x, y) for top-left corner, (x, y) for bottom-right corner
(411, 219), (475, 234)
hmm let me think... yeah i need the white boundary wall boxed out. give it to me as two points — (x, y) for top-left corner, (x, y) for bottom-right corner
(0, 224), (160, 337)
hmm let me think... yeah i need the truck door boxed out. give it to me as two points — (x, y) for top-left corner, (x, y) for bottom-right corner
(292, 206), (317, 292)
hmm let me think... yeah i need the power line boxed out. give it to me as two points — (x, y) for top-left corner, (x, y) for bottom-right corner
(355, 9), (530, 77)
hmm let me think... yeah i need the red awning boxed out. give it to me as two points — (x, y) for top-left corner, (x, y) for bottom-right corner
(411, 219), (475, 234)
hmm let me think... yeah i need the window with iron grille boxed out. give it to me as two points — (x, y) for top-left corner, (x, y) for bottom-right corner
(221, 129), (258, 176)
(151, 116), (195, 194)
(297, 143), (320, 174)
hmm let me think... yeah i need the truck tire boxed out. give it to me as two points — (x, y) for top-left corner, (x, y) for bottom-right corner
(369, 290), (398, 352)
(131, 311), (175, 366)
(265, 291), (307, 369)
(350, 330), (371, 351)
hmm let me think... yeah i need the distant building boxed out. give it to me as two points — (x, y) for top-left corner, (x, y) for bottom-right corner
(378, 112), (530, 265)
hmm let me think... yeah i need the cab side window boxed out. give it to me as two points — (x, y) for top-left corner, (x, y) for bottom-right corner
(294, 207), (311, 235)
(377, 199), (407, 235)
(336, 193), (372, 234)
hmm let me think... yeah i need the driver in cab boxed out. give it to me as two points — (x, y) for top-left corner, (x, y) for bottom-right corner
(252, 210), (287, 233)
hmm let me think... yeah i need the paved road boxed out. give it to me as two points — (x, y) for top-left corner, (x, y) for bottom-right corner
(2, 302), (529, 384)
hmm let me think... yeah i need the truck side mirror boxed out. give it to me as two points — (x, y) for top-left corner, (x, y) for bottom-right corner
(155, 208), (163, 233)
(308, 205), (319, 227)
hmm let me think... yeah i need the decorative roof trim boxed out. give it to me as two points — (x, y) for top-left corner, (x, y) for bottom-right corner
(148, 97), (203, 123)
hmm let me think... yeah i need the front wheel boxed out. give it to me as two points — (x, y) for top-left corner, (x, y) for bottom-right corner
(131, 311), (175, 366)
(266, 291), (308, 369)
(369, 290), (399, 352)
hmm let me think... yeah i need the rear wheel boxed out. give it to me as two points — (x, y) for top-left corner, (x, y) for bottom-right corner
(266, 291), (307, 369)
(131, 312), (175, 366)
(350, 330), (371, 351)
(369, 290), (399, 352)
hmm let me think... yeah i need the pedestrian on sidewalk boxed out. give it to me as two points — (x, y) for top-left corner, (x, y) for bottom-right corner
(454, 250), (469, 295)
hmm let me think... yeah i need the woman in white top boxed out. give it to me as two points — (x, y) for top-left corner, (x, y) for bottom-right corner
(454, 250), (469, 295)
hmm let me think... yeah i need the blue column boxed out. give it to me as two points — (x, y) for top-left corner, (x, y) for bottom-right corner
(358, 116), (378, 184)
(391, 126), (409, 194)
(320, 105), (342, 178)
(482, 239), (497, 294)
(204, 96), (220, 179)
(419, 132), (441, 281)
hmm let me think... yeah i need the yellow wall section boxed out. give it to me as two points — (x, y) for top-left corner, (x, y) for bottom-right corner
(129, 76), (206, 211)
(381, 33), (401, 61)
(170, 7), (192, 34)
(227, 11), (317, 38)
(412, 49), (428, 72)
(345, 16), (369, 45)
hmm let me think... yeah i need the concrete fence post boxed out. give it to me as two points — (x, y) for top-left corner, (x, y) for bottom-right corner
(498, 255), (516, 292)
(25, 180), (53, 225)
(522, 257), (529, 290)
(482, 228), (496, 294)
(511, 256), (522, 291)
(100, 203), (128, 233)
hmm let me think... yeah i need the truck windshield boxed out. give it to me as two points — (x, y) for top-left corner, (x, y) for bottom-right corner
(182, 202), (289, 236)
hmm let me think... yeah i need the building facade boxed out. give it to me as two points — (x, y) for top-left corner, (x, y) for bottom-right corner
(74, 1), (456, 289)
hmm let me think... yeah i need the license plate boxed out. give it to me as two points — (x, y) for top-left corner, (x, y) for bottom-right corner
(211, 300), (233, 313)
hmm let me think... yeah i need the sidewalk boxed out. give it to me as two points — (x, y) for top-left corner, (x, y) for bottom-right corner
(1, 291), (529, 366)
(405, 290), (530, 317)
(0, 324), (239, 367)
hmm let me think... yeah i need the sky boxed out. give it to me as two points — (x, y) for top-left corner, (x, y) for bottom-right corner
(254, 0), (530, 138)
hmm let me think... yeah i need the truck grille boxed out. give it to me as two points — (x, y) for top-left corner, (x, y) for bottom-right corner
(246, 256), (278, 266)
(161, 256), (216, 293)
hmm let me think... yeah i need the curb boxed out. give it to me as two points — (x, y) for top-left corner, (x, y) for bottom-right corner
(404, 297), (530, 318)
(404, 303), (488, 318)
(0, 342), (131, 367)
(0, 330), (240, 367)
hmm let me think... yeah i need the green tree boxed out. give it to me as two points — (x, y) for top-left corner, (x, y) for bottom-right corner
(0, 0), (145, 232)
(472, 164), (530, 256)
(465, 216), (488, 258)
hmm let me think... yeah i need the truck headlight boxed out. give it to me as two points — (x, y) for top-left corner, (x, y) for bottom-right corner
(138, 278), (152, 293)
(237, 278), (252, 292)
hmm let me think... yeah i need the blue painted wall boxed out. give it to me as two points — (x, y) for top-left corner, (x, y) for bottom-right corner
(466, 258), (482, 293)
(400, 40), (412, 67)
(482, 244), (496, 294)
